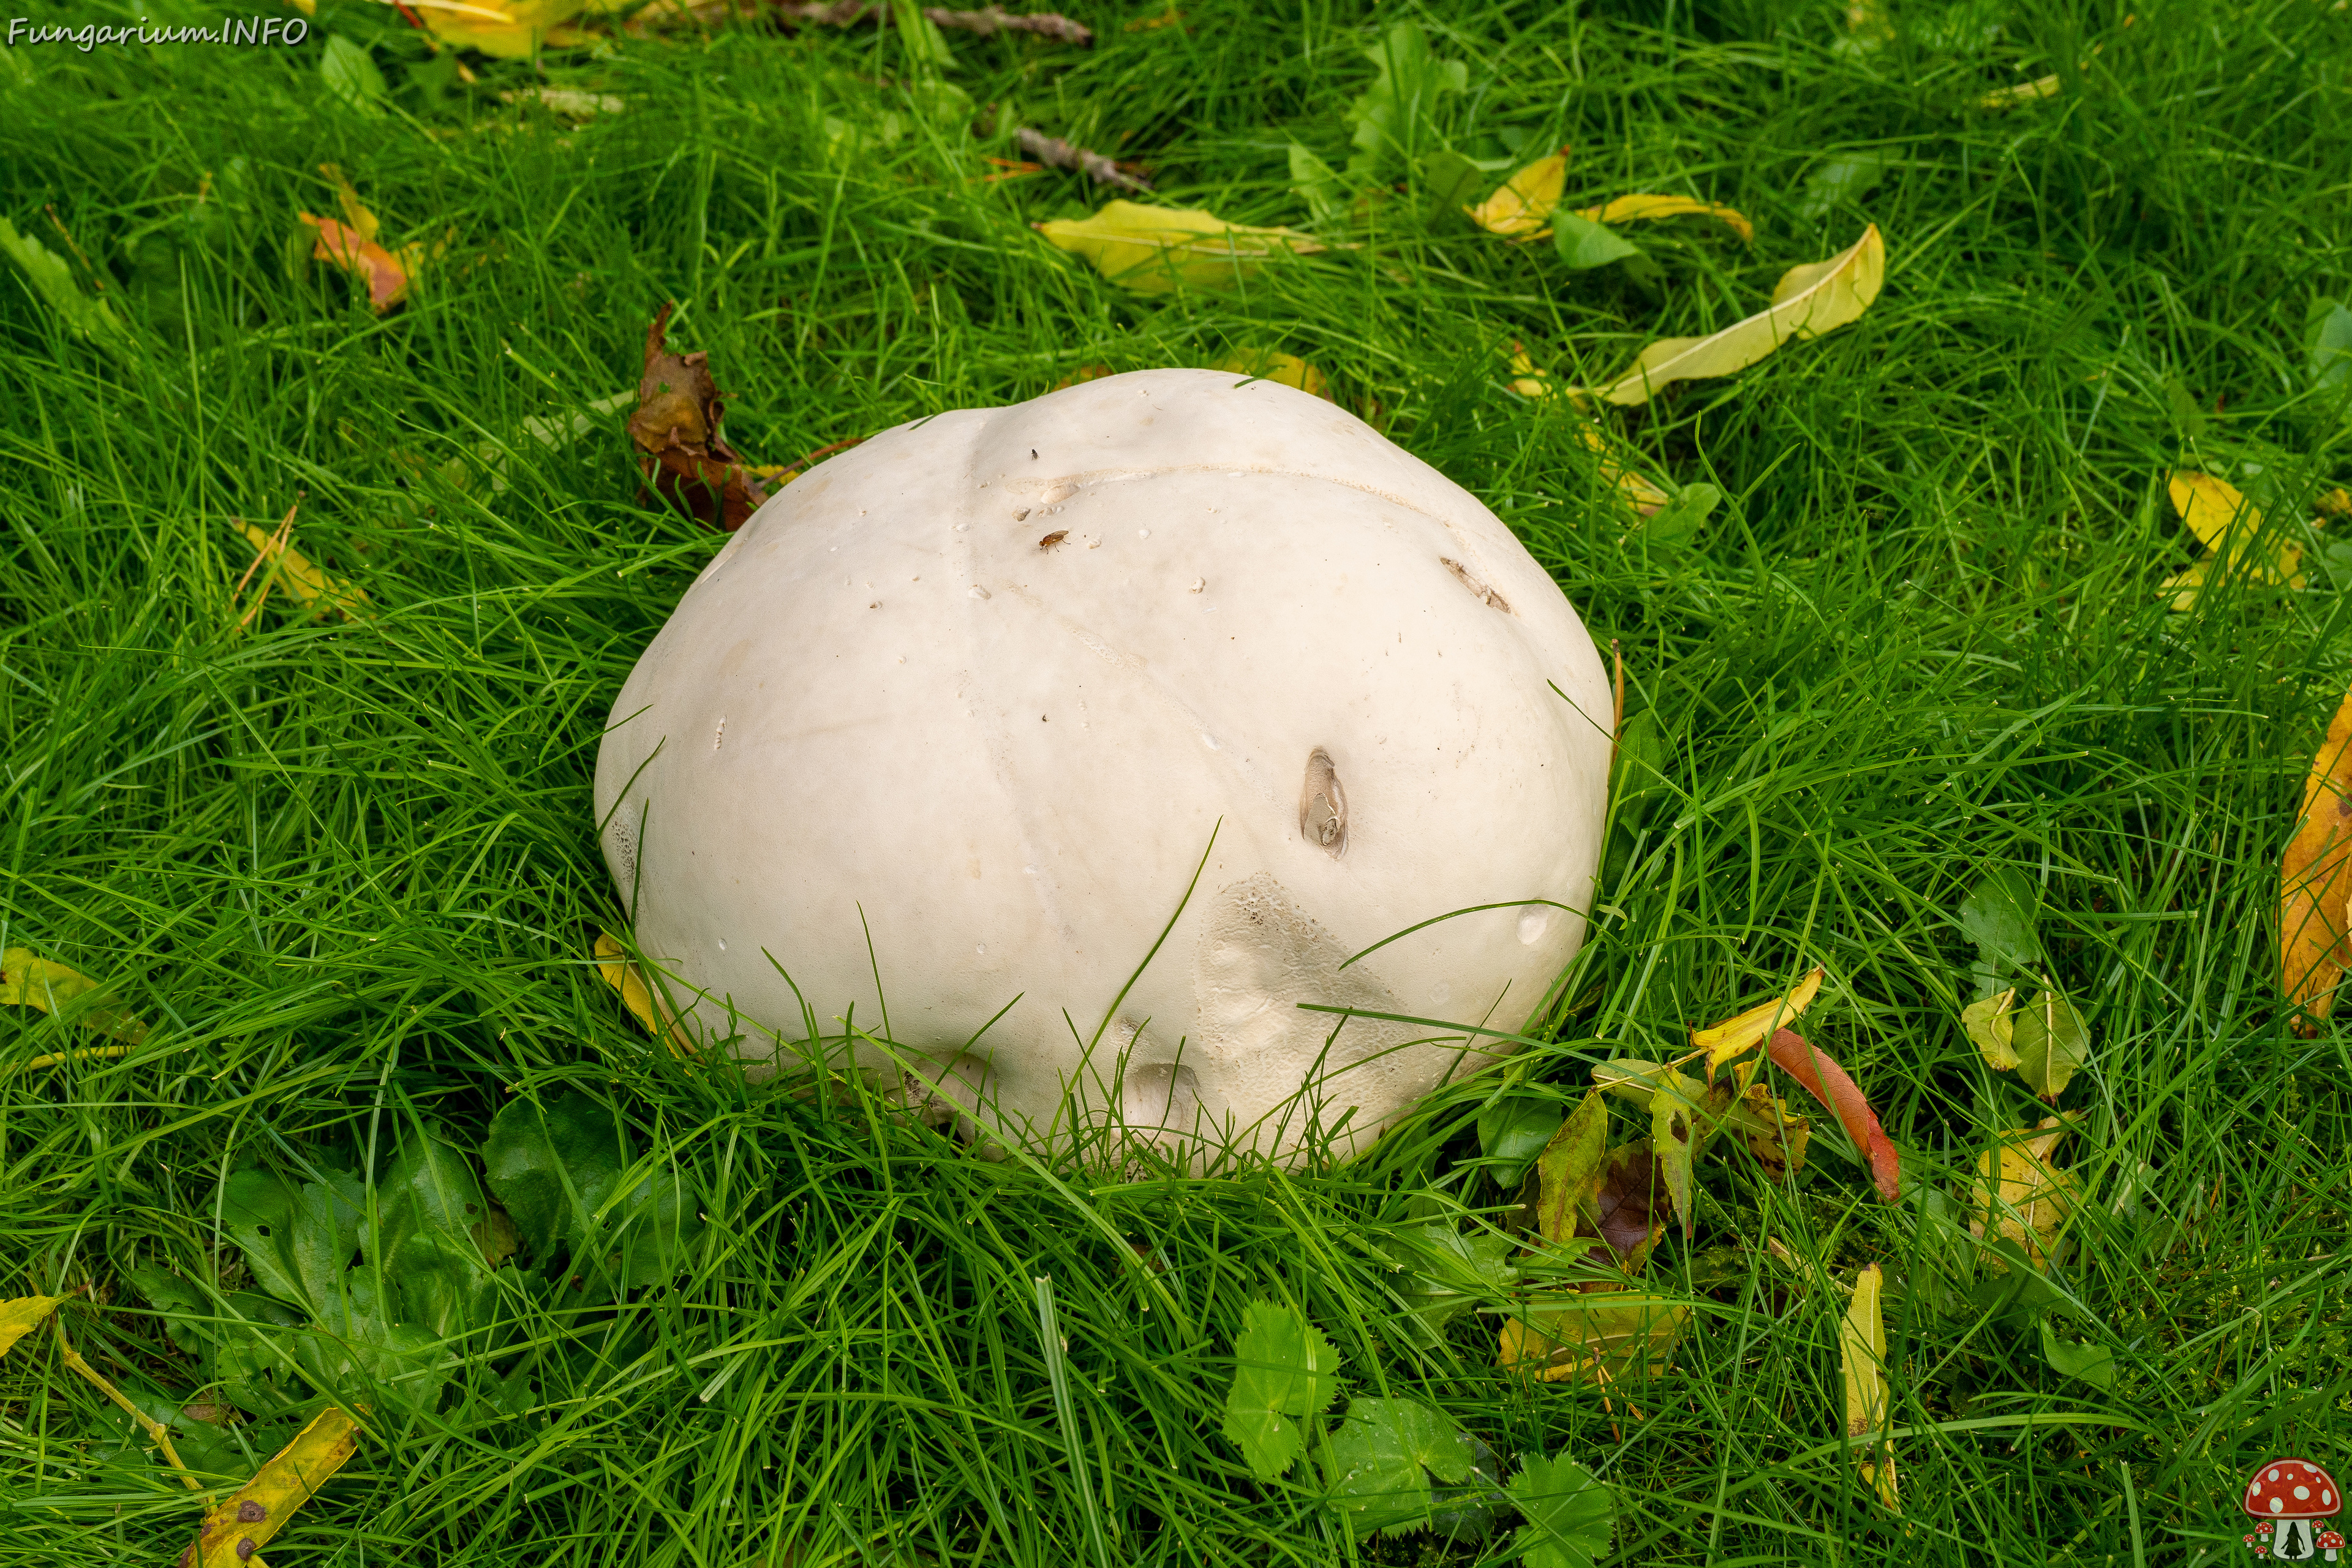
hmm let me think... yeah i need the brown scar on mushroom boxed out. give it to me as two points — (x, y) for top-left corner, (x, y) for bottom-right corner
(1299, 747), (1347, 858)
(1039, 530), (1069, 550)
(1440, 557), (1513, 614)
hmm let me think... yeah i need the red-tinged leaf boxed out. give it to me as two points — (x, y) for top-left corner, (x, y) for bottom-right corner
(1765, 1029), (1899, 1202)
(300, 214), (409, 311)
(628, 303), (770, 532)
(1589, 1141), (1665, 1268)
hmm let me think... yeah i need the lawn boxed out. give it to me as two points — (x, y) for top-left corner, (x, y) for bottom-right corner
(3, 0), (2350, 1563)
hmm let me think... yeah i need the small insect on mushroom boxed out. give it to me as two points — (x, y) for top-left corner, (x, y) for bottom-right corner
(1038, 530), (1069, 551)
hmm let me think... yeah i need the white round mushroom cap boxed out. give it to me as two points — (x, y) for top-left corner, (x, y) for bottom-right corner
(593, 368), (1614, 1164)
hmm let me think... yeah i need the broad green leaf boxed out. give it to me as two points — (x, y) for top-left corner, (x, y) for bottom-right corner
(1035, 200), (1324, 295)
(1958, 868), (2041, 992)
(0, 219), (129, 345)
(1393, 1223), (1515, 1339)
(124, 1265), (210, 1358)
(2010, 990), (2089, 1100)
(2309, 298), (2352, 395)
(1640, 482), (1721, 545)
(1287, 144), (1344, 227)
(1507, 1452), (1614, 1568)
(1553, 213), (1643, 270)
(219, 1168), (363, 1313)
(377, 1136), (503, 1337)
(1221, 1299), (1340, 1480)
(1532, 1091), (1610, 1246)
(1322, 1396), (1475, 1537)
(1795, 151), (1888, 221)
(1961, 986), (2021, 1070)
(1341, 21), (1467, 179)
(2038, 1317), (2116, 1391)
(606, 1164), (705, 1288)
(1498, 1291), (1685, 1385)
(1649, 1067), (1701, 1235)
(485, 1093), (627, 1259)
(1572, 225), (1883, 406)
(185, 1405), (361, 1568)
(1840, 1264), (1898, 1510)
(297, 1274), (445, 1414)
(1417, 150), (1485, 228)
(0, 1295), (62, 1357)
(1476, 1093), (1561, 1186)
(319, 35), (388, 116)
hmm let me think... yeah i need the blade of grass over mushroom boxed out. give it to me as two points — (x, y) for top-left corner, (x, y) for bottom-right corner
(1571, 225), (1885, 405)
(1336, 898), (1583, 970)
(2282, 673), (2352, 1028)
(1765, 1030), (1899, 1201)
(1689, 965), (1825, 1077)
(186, 1405), (364, 1567)
(1034, 202), (1324, 293)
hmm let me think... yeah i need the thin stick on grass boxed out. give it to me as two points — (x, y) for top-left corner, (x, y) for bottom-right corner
(1016, 127), (1151, 192)
(55, 1313), (203, 1493)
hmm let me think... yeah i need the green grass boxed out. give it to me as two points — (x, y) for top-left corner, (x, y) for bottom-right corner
(4, 0), (2351, 1562)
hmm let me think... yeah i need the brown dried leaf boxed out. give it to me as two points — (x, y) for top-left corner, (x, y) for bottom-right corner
(628, 303), (771, 532)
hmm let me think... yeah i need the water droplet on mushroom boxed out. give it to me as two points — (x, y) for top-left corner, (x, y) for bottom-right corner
(1137, 528), (1150, 538)
(1298, 747), (1347, 858)
(718, 938), (728, 951)
(1517, 908), (1551, 945)
(976, 944), (986, 955)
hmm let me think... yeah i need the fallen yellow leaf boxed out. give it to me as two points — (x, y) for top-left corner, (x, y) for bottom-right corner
(1035, 201), (1324, 294)
(1573, 226), (1885, 407)
(1970, 1117), (2077, 1267)
(1574, 194), (1754, 243)
(1979, 73), (2062, 108)
(405, 0), (590, 58)
(187, 1405), (363, 1568)
(2163, 471), (2303, 611)
(1839, 1264), (1898, 1511)
(1466, 151), (1567, 238)
(1, 948), (148, 1047)
(1502, 345), (1670, 512)
(1960, 986), (2021, 1071)
(0, 1295), (64, 1357)
(595, 932), (695, 1057)
(1209, 350), (1330, 400)
(2282, 673), (2352, 1030)
(1499, 1291), (1686, 1385)
(1691, 965), (1825, 1079)
(233, 519), (369, 624)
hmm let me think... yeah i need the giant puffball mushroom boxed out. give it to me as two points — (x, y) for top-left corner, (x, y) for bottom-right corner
(2242, 1458), (2342, 1561)
(593, 368), (1614, 1165)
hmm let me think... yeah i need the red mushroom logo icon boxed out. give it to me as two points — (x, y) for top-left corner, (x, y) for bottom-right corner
(2244, 1458), (2342, 1561)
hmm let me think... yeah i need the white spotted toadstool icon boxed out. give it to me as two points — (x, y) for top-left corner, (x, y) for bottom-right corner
(593, 369), (1615, 1166)
(2243, 1458), (2341, 1561)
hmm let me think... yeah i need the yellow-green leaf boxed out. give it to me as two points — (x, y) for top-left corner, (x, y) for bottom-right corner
(233, 521), (369, 622)
(1716, 1085), (1811, 1175)
(1574, 193), (1753, 243)
(2011, 990), (2089, 1101)
(1035, 200), (1324, 294)
(2163, 470), (2303, 611)
(404, 0), (589, 58)
(594, 932), (694, 1058)
(1502, 345), (1671, 513)
(1499, 1291), (1686, 1385)
(1839, 1264), (1898, 1511)
(1572, 225), (1885, 407)
(1961, 986), (2020, 1071)
(1208, 350), (1330, 399)
(1466, 151), (1566, 238)
(1532, 1090), (1610, 1248)
(1649, 1068), (1701, 1236)
(0, 1295), (64, 1357)
(1970, 1117), (2077, 1268)
(1690, 965), (1825, 1079)
(187, 1405), (363, 1568)
(2, 948), (148, 1047)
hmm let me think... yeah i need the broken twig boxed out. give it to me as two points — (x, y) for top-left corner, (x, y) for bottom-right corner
(1016, 127), (1152, 192)
(775, 2), (1091, 45)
